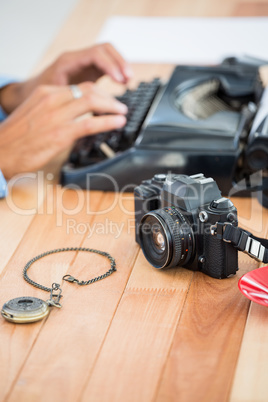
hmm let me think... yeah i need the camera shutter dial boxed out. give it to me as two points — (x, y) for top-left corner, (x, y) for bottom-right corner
(210, 197), (234, 210)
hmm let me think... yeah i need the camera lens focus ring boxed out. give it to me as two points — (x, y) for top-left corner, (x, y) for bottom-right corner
(154, 208), (182, 267)
(139, 207), (194, 269)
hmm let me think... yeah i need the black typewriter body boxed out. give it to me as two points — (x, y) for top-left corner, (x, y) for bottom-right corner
(61, 57), (268, 196)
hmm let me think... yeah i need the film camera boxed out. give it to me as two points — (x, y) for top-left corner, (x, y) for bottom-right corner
(134, 173), (239, 279)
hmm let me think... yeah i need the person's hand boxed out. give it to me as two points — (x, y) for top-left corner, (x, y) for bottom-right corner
(0, 82), (128, 179)
(0, 43), (132, 114)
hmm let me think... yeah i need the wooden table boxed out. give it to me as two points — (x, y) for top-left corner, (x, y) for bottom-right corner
(1, 1), (268, 401)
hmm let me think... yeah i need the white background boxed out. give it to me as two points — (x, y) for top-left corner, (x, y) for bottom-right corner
(0, 0), (78, 79)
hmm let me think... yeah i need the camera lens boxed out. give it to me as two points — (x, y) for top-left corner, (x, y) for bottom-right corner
(139, 207), (194, 269)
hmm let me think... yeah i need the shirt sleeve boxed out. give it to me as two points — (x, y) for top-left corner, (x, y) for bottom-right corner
(0, 76), (17, 121)
(0, 169), (8, 198)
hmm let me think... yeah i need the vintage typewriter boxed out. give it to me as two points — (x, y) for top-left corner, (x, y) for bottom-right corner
(61, 56), (268, 202)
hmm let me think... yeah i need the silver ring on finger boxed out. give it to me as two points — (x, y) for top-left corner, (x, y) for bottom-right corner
(69, 85), (83, 99)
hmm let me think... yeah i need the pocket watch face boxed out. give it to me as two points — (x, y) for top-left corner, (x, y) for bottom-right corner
(1, 296), (50, 323)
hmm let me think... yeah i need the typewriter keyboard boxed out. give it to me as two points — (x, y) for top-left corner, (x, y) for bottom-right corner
(69, 78), (161, 167)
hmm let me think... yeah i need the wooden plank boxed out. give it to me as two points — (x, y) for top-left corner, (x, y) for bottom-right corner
(234, 1), (268, 16)
(0, 177), (44, 274)
(154, 198), (263, 402)
(0, 159), (67, 275)
(229, 303), (268, 402)
(79, 252), (193, 401)
(155, 260), (255, 402)
(6, 192), (139, 402)
(229, 205), (268, 402)
(0, 189), (104, 400)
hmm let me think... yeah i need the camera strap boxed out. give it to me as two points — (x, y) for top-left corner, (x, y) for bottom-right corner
(210, 223), (268, 263)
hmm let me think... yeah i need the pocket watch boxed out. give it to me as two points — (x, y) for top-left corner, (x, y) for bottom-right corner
(1, 247), (116, 324)
(1, 297), (50, 323)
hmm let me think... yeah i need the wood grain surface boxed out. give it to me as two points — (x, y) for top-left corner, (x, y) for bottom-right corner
(1, 0), (268, 401)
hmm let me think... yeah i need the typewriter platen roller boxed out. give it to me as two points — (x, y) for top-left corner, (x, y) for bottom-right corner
(61, 57), (268, 196)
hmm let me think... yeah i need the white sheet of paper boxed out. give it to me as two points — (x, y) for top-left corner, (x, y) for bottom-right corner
(97, 16), (268, 64)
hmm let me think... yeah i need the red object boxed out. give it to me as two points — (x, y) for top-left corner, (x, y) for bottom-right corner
(238, 266), (268, 306)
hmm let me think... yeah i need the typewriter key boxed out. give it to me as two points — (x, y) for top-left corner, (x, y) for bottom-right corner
(1, 296), (50, 323)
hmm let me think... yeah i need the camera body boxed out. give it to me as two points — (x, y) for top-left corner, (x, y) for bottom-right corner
(134, 173), (238, 278)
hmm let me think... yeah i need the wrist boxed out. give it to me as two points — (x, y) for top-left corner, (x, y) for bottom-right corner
(0, 150), (14, 180)
(0, 82), (25, 114)
(0, 122), (18, 179)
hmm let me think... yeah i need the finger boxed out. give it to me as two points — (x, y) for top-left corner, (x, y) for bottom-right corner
(104, 43), (133, 82)
(57, 83), (128, 121)
(67, 114), (127, 140)
(90, 46), (127, 83)
(77, 44), (131, 84)
(97, 44), (133, 83)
